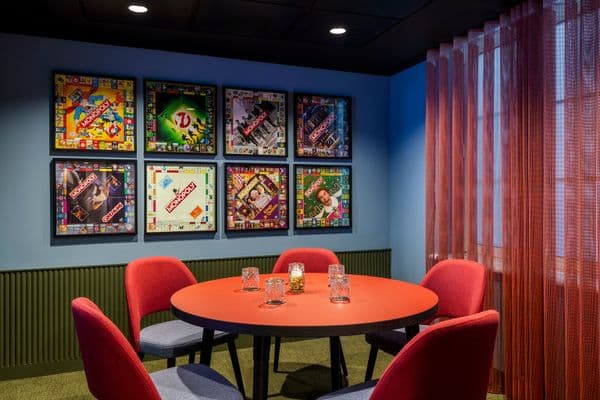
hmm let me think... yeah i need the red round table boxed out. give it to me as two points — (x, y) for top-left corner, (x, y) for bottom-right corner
(171, 273), (438, 400)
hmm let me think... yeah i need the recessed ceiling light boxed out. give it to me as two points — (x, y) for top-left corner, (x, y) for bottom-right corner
(128, 4), (148, 14)
(329, 27), (347, 35)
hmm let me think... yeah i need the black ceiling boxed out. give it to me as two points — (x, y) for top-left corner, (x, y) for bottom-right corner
(1, 0), (520, 75)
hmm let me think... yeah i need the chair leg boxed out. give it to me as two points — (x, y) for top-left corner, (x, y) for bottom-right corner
(167, 357), (176, 368)
(227, 340), (246, 399)
(364, 345), (378, 382)
(339, 343), (348, 377)
(188, 351), (195, 364)
(273, 336), (281, 372)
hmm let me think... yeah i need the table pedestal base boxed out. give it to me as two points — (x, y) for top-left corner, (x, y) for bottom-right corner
(253, 335), (271, 400)
(329, 336), (343, 391)
(199, 328), (214, 365)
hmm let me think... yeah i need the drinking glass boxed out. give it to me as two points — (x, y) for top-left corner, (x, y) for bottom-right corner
(328, 264), (345, 286)
(330, 275), (350, 303)
(288, 262), (305, 293)
(241, 267), (260, 291)
(264, 277), (285, 305)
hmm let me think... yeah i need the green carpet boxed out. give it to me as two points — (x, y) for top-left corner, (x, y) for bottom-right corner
(0, 335), (505, 399)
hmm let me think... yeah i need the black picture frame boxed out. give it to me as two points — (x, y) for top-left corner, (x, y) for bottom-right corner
(224, 163), (289, 232)
(144, 161), (218, 234)
(144, 79), (217, 155)
(223, 87), (288, 157)
(294, 164), (352, 229)
(52, 71), (136, 153)
(294, 93), (352, 159)
(52, 158), (137, 236)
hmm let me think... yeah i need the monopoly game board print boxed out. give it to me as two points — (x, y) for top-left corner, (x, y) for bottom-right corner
(53, 159), (136, 236)
(145, 80), (216, 154)
(224, 87), (287, 156)
(53, 72), (136, 152)
(295, 165), (351, 229)
(225, 164), (289, 231)
(294, 93), (351, 159)
(145, 162), (217, 233)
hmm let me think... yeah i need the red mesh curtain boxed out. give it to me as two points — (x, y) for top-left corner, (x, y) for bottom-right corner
(424, 0), (600, 398)
(544, 0), (600, 398)
(465, 31), (480, 262)
(451, 38), (466, 260)
(500, 4), (546, 398)
(425, 49), (438, 270)
(438, 43), (452, 263)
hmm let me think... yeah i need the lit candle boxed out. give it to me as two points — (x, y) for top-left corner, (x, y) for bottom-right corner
(290, 269), (302, 279)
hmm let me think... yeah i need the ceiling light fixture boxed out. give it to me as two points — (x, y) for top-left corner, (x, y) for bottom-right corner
(128, 4), (148, 14)
(329, 27), (347, 35)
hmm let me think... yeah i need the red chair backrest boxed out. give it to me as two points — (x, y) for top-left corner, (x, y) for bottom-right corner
(125, 256), (197, 351)
(271, 247), (340, 273)
(71, 297), (161, 400)
(422, 259), (486, 321)
(371, 310), (499, 400)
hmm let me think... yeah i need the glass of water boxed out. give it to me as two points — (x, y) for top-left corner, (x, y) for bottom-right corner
(330, 275), (350, 303)
(241, 267), (260, 291)
(328, 264), (345, 286)
(264, 277), (285, 305)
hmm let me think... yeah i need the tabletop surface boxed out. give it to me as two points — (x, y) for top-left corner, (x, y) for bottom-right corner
(171, 273), (439, 337)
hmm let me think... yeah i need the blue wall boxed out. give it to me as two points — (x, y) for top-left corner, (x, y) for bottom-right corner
(0, 33), (390, 270)
(388, 63), (427, 283)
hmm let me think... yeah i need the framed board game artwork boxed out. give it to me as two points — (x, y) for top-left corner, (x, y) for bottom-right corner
(223, 87), (287, 156)
(295, 165), (351, 229)
(52, 72), (136, 152)
(225, 163), (289, 231)
(144, 80), (216, 154)
(145, 162), (217, 234)
(294, 93), (351, 159)
(53, 159), (136, 236)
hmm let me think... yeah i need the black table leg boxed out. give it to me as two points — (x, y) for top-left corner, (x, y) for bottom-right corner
(405, 324), (420, 341)
(200, 328), (214, 365)
(253, 335), (271, 400)
(329, 336), (343, 391)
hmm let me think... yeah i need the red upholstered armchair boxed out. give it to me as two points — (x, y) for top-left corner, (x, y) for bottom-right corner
(319, 310), (499, 400)
(364, 258), (487, 381)
(125, 256), (245, 396)
(71, 297), (243, 400)
(271, 247), (342, 273)
(271, 248), (347, 374)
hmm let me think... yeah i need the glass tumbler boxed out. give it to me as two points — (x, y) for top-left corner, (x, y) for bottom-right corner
(288, 262), (305, 293)
(241, 267), (260, 291)
(330, 275), (350, 303)
(328, 264), (345, 286)
(264, 277), (286, 305)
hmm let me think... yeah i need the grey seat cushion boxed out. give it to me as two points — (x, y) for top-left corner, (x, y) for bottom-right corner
(365, 324), (429, 356)
(151, 363), (243, 400)
(140, 320), (231, 358)
(317, 380), (377, 400)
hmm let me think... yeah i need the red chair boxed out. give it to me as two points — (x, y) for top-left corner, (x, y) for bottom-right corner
(125, 256), (245, 396)
(71, 297), (243, 400)
(271, 248), (347, 374)
(319, 310), (499, 400)
(364, 258), (486, 381)
(271, 247), (342, 274)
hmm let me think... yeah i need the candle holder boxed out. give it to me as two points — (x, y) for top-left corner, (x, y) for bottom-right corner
(288, 262), (305, 293)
